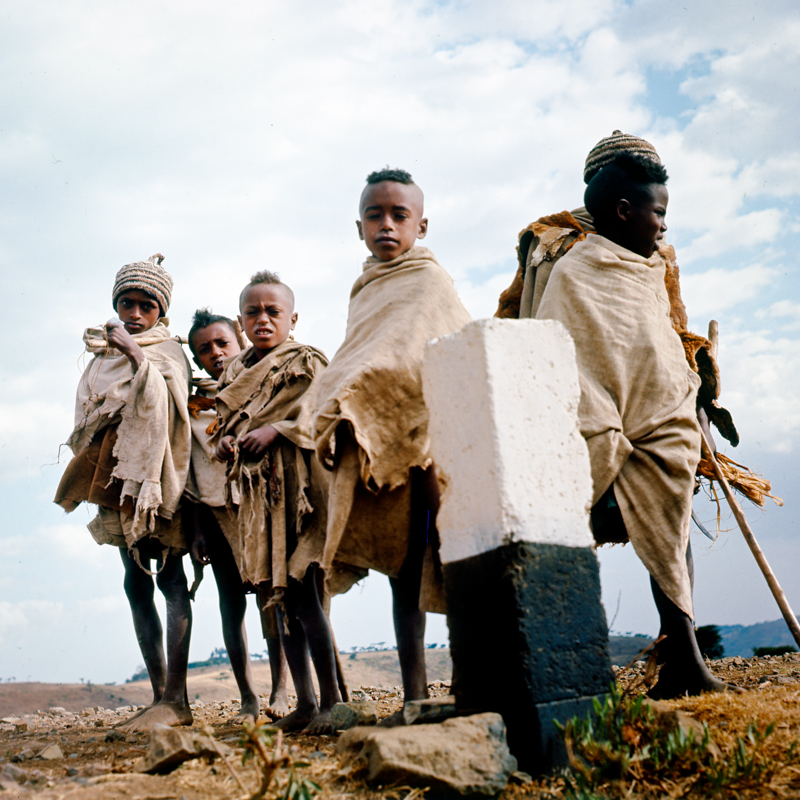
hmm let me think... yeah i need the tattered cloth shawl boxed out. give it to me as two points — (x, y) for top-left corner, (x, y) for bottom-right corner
(186, 377), (239, 509)
(310, 246), (471, 600)
(55, 321), (191, 554)
(537, 235), (700, 618)
(210, 342), (329, 591)
(495, 207), (738, 447)
(313, 246), (472, 490)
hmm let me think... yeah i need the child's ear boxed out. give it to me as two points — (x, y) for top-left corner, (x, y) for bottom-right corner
(417, 216), (428, 241)
(192, 355), (201, 370)
(291, 311), (298, 329)
(616, 198), (633, 224)
(356, 220), (364, 241)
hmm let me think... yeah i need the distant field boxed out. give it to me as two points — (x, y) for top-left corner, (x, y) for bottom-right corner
(0, 648), (453, 717)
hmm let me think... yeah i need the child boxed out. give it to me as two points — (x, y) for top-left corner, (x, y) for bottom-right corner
(535, 153), (735, 698)
(210, 272), (339, 733)
(310, 169), (472, 720)
(184, 309), (289, 721)
(54, 254), (195, 730)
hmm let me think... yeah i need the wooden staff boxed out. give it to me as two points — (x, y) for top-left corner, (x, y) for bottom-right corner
(702, 320), (800, 648)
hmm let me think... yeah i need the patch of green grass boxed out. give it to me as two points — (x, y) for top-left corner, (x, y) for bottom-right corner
(558, 684), (796, 798)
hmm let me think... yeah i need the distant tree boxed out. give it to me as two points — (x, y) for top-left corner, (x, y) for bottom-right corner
(696, 625), (725, 660)
(753, 645), (797, 657)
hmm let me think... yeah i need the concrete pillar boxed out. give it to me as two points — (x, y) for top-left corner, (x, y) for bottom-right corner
(422, 318), (613, 773)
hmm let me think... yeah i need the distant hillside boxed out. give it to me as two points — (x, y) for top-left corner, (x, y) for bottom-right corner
(608, 635), (654, 665)
(718, 619), (798, 657)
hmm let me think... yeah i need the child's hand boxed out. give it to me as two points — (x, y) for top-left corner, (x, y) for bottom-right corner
(105, 320), (145, 371)
(238, 425), (280, 458)
(214, 435), (236, 462)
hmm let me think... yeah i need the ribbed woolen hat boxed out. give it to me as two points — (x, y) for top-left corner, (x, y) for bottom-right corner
(112, 253), (173, 316)
(583, 130), (662, 184)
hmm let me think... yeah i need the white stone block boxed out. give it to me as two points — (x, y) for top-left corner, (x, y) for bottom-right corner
(422, 318), (593, 564)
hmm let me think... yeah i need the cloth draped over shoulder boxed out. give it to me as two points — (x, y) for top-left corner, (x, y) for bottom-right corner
(210, 341), (329, 591)
(186, 377), (240, 509)
(309, 246), (471, 604)
(186, 378), (244, 572)
(54, 321), (191, 555)
(312, 246), (473, 491)
(536, 235), (700, 618)
(495, 207), (738, 447)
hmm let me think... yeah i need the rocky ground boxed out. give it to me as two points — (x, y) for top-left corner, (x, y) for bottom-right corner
(2, 653), (800, 799)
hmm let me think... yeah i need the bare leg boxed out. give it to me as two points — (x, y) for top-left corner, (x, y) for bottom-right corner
(288, 565), (342, 733)
(119, 548), (166, 706)
(211, 543), (260, 723)
(591, 489), (739, 699)
(258, 588), (290, 720)
(648, 571), (739, 699)
(383, 466), (439, 728)
(274, 603), (320, 732)
(118, 554), (194, 730)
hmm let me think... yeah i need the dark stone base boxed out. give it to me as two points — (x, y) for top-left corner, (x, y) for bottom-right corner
(443, 540), (614, 773)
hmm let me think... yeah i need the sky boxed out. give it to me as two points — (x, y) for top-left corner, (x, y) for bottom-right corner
(1, 0), (799, 685)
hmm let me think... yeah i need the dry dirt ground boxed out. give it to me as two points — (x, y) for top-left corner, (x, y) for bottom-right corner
(2, 650), (800, 799)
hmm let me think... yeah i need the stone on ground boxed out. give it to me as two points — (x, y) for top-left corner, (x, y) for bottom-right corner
(337, 712), (517, 796)
(137, 723), (233, 774)
(330, 701), (378, 730)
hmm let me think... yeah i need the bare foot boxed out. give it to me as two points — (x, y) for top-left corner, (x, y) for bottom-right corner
(112, 703), (154, 729)
(115, 701), (193, 732)
(229, 693), (260, 724)
(648, 662), (744, 700)
(274, 704), (318, 732)
(303, 708), (335, 735)
(264, 691), (290, 721)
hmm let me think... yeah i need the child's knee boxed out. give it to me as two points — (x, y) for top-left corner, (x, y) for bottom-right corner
(155, 557), (189, 598)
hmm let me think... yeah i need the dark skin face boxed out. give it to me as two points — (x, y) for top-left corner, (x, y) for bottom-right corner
(216, 283), (298, 463)
(239, 283), (298, 361)
(357, 181), (427, 262)
(116, 289), (161, 334)
(106, 289), (162, 372)
(600, 183), (669, 259)
(191, 322), (241, 380)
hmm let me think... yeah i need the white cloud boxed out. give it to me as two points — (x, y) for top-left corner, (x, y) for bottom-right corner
(680, 263), (779, 320)
(0, 0), (799, 680)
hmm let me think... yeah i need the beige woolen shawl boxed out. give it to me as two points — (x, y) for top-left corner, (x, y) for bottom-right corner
(310, 246), (471, 593)
(210, 341), (329, 590)
(60, 321), (191, 548)
(536, 235), (701, 618)
(312, 246), (472, 491)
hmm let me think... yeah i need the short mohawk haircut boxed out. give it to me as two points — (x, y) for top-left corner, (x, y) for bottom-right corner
(239, 270), (295, 309)
(249, 269), (282, 285)
(366, 167), (414, 185)
(187, 308), (236, 357)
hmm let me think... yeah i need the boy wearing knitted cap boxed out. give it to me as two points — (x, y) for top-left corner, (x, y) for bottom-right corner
(505, 142), (737, 698)
(309, 169), (471, 721)
(55, 254), (195, 731)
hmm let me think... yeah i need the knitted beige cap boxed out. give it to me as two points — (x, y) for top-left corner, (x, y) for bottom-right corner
(583, 130), (661, 184)
(112, 253), (173, 315)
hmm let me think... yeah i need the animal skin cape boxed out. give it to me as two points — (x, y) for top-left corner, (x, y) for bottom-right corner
(210, 341), (329, 590)
(536, 235), (701, 618)
(55, 321), (191, 551)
